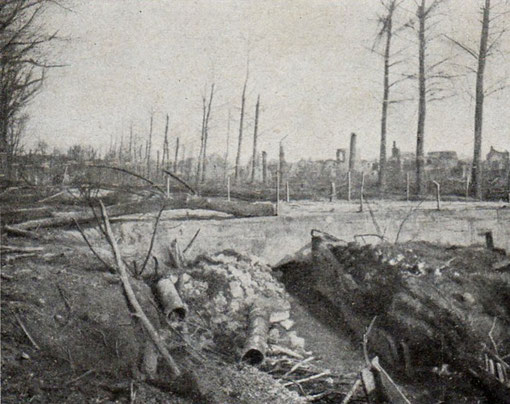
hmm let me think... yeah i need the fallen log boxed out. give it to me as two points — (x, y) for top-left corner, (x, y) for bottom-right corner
(8, 195), (275, 232)
(98, 200), (181, 378)
(178, 195), (275, 218)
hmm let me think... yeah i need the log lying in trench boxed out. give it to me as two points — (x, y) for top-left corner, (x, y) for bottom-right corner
(4, 196), (275, 232)
(310, 230), (510, 401)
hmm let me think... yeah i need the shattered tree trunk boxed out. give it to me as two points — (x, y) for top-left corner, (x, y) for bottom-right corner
(472, 0), (490, 200)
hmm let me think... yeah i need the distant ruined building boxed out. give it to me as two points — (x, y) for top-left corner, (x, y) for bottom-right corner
(486, 146), (509, 171)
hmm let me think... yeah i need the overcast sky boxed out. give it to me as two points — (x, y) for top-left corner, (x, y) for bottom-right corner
(27, 0), (510, 162)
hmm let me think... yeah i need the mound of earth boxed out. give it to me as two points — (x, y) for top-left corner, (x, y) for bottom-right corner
(309, 230), (510, 402)
(1, 236), (313, 403)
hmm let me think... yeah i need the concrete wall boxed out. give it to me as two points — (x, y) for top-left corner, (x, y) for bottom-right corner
(115, 202), (510, 267)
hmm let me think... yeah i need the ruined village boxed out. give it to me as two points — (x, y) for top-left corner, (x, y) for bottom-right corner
(1, 1), (510, 403)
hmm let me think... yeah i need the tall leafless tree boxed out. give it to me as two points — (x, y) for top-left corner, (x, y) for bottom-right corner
(234, 71), (248, 184)
(412, 0), (453, 196)
(447, 0), (508, 199)
(201, 83), (214, 183)
(373, 0), (411, 192)
(250, 94), (260, 183)
(0, 0), (64, 181)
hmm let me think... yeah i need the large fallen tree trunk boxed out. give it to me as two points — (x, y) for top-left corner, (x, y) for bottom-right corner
(5, 196), (275, 232)
(310, 230), (510, 401)
(175, 195), (275, 218)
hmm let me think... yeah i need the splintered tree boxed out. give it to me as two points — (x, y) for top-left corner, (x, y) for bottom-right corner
(250, 95), (260, 183)
(447, 0), (508, 199)
(0, 0), (64, 181)
(224, 109), (231, 182)
(373, 0), (411, 192)
(196, 84), (214, 184)
(413, 0), (453, 196)
(234, 72), (248, 184)
(162, 114), (170, 170)
(201, 83), (214, 183)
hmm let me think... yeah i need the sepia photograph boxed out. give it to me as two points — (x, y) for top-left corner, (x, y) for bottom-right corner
(1, 0), (509, 402)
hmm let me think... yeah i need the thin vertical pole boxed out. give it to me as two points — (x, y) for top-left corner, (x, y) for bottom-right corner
(166, 176), (170, 198)
(286, 181), (290, 203)
(347, 171), (352, 202)
(276, 172), (280, 215)
(433, 181), (441, 211)
(330, 182), (336, 202)
(359, 172), (365, 212)
(465, 175), (470, 199)
(227, 176), (231, 202)
(406, 172), (410, 202)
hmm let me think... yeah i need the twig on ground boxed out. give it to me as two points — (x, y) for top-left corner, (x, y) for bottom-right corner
(38, 190), (65, 203)
(183, 229), (201, 255)
(98, 200), (181, 377)
(0, 245), (44, 253)
(340, 377), (361, 404)
(268, 344), (304, 359)
(64, 369), (95, 386)
(56, 283), (72, 311)
(283, 371), (330, 387)
(284, 356), (315, 377)
(14, 313), (40, 350)
(3, 225), (40, 239)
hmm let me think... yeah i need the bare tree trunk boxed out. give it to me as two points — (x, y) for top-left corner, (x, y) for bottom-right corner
(163, 114), (169, 170)
(224, 109), (231, 182)
(201, 84), (215, 183)
(196, 98), (207, 185)
(378, 1), (396, 193)
(262, 151), (267, 185)
(235, 73), (248, 184)
(279, 143), (285, 185)
(251, 95), (260, 183)
(472, 0), (490, 200)
(147, 112), (154, 180)
(173, 137), (179, 173)
(416, 0), (427, 197)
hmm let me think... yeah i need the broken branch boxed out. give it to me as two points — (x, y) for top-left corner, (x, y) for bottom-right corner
(98, 200), (181, 377)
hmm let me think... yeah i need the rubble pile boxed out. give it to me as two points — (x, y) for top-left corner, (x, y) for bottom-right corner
(175, 250), (305, 357)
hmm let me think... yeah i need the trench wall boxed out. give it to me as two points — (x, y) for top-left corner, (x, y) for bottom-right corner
(116, 201), (510, 266)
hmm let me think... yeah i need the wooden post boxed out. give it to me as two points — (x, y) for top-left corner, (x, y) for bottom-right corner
(465, 175), (470, 199)
(276, 172), (280, 216)
(359, 172), (365, 212)
(166, 176), (170, 198)
(433, 181), (441, 210)
(174, 137), (180, 173)
(330, 182), (336, 202)
(262, 151), (267, 185)
(227, 176), (231, 202)
(485, 231), (494, 250)
(406, 172), (410, 202)
(347, 171), (352, 202)
(286, 181), (290, 203)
